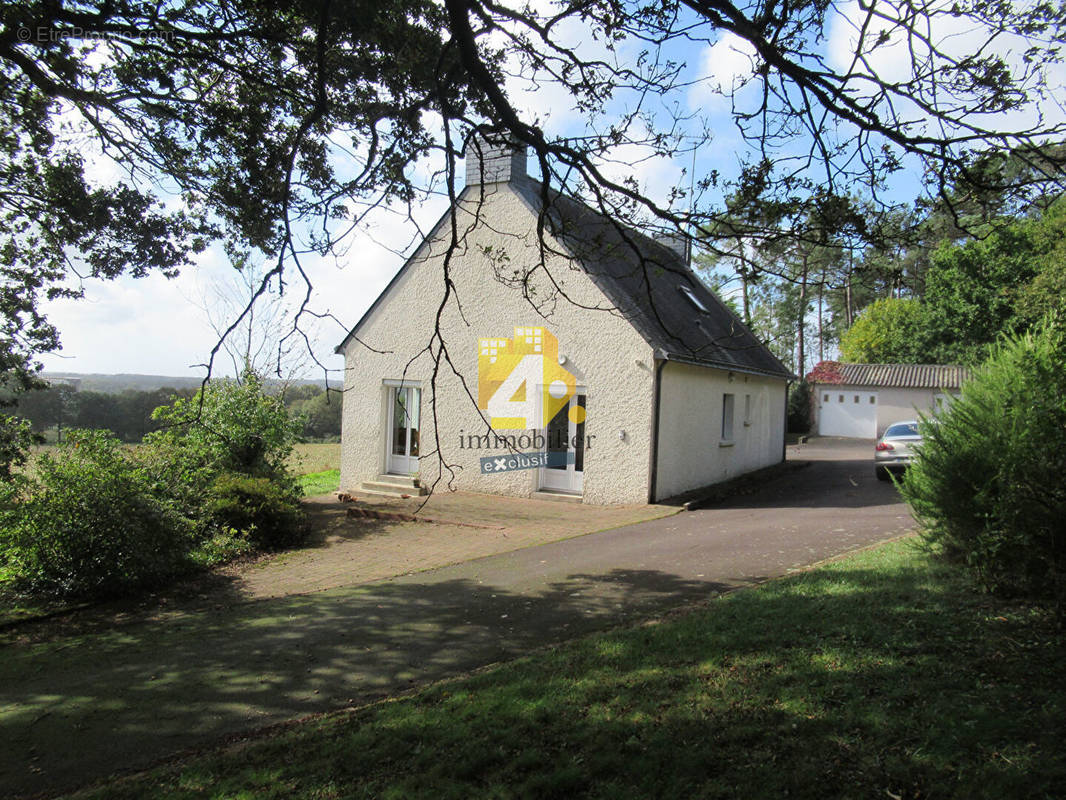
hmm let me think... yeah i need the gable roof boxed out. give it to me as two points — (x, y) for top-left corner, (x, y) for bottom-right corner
(807, 361), (970, 389)
(509, 179), (793, 380)
(337, 179), (793, 381)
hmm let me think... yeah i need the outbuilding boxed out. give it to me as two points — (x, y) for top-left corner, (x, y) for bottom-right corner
(808, 361), (970, 439)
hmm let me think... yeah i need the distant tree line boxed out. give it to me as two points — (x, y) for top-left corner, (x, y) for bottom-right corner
(16, 382), (342, 444)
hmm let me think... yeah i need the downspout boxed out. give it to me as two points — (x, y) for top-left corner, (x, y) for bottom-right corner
(648, 358), (667, 503)
(783, 380), (791, 463)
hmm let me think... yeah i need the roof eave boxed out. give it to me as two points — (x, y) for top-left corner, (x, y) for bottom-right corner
(657, 350), (796, 381)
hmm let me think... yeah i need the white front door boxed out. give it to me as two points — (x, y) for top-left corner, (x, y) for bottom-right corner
(539, 392), (586, 494)
(386, 386), (421, 474)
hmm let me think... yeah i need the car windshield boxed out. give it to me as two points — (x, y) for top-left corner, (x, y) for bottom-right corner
(885, 422), (920, 437)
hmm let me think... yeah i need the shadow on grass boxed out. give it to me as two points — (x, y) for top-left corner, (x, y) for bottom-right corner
(4, 544), (1064, 798)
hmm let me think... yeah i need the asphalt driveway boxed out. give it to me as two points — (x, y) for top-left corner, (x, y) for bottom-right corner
(1, 438), (912, 798)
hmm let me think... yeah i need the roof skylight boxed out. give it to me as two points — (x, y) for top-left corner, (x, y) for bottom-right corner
(679, 285), (709, 313)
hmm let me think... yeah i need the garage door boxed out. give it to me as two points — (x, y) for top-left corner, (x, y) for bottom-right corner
(818, 390), (878, 437)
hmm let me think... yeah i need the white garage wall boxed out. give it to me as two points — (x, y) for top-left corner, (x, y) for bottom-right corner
(875, 387), (952, 436)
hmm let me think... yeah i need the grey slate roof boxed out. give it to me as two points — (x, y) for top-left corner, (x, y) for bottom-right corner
(337, 178), (794, 381)
(809, 361), (970, 389)
(510, 179), (794, 380)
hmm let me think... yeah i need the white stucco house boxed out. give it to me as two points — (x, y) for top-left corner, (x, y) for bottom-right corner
(808, 361), (970, 439)
(336, 136), (794, 504)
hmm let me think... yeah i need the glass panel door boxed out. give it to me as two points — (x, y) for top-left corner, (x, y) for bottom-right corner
(387, 386), (421, 474)
(539, 392), (585, 494)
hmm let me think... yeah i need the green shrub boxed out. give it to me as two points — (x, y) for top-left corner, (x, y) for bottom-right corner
(205, 472), (305, 550)
(140, 370), (306, 549)
(901, 318), (1066, 605)
(144, 371), (303, 483)
(0, 413), (34, 481)
(187, 526), (255, 568)
(0, 430), (192, 599)
(787, 380), (811, 434)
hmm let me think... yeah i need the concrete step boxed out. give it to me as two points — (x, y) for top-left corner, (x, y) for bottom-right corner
(358, 487), (427, 499)
(375, 474), (422, 488)
(360, 480), (428, 497)
(532, 489), (582, 504)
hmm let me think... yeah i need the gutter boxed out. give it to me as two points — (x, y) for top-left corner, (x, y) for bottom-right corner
(658, 350), (796, 382)
(647, 358), (668, 504)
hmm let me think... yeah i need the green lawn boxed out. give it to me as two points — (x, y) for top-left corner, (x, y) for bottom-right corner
(296, 468), (340, 496)
(70, 539), (1066, 799)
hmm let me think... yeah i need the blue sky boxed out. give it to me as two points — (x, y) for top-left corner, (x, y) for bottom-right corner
(37, 1), (1064, 379)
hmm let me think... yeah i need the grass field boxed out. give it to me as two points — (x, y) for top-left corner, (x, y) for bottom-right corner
(287, 442), (341, 475)
(69, 539), (1066, 799)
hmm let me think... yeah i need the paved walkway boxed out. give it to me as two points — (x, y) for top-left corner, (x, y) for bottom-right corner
(0, 439), (912, 798)
(229, 491), (679, 601)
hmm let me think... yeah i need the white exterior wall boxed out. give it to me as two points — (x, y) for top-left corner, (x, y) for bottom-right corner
(340, 183), (657, 505)
(654, 362), (786, 500)
(874, 387), (955, 435)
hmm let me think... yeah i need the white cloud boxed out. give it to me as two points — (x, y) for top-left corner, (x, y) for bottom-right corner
(688, 33), (760, 109)
(38, 192), (452, 380)
(825, 0), (1066, 132)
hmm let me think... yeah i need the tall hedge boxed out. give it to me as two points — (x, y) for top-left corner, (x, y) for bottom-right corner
(901, 318), (1066, 605)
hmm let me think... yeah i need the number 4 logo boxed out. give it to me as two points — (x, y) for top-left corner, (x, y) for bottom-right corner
(478, 327), (577, 430)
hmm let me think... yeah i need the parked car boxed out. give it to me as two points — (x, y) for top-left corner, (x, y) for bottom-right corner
(874, 420), (922, 481)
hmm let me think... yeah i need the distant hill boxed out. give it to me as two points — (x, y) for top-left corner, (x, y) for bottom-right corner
(43, 373), (329, 393)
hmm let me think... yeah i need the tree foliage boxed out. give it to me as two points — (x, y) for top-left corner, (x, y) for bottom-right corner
(901, 318), (1066, 606)
(14, 380), (338, 443)
(838, 298), (931, 363)
(837, 199), (1066, 365)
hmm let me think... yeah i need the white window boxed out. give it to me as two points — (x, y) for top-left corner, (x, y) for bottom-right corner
(722, 393), (735, 442)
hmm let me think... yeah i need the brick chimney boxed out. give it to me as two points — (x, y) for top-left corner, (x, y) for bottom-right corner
(464, 133), (527, 186)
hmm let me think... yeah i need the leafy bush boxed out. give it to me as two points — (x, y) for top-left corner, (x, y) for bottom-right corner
(141, 370), (306, 550)
(186, 526), (255, 568)
(146, 371), (303, 479)
(0, 430), (192, 599)
(0, 374), (309, 603)
(901, 318), (1066, 605)
(787, 380), (811, 434)
(205, 472), (305, 551)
